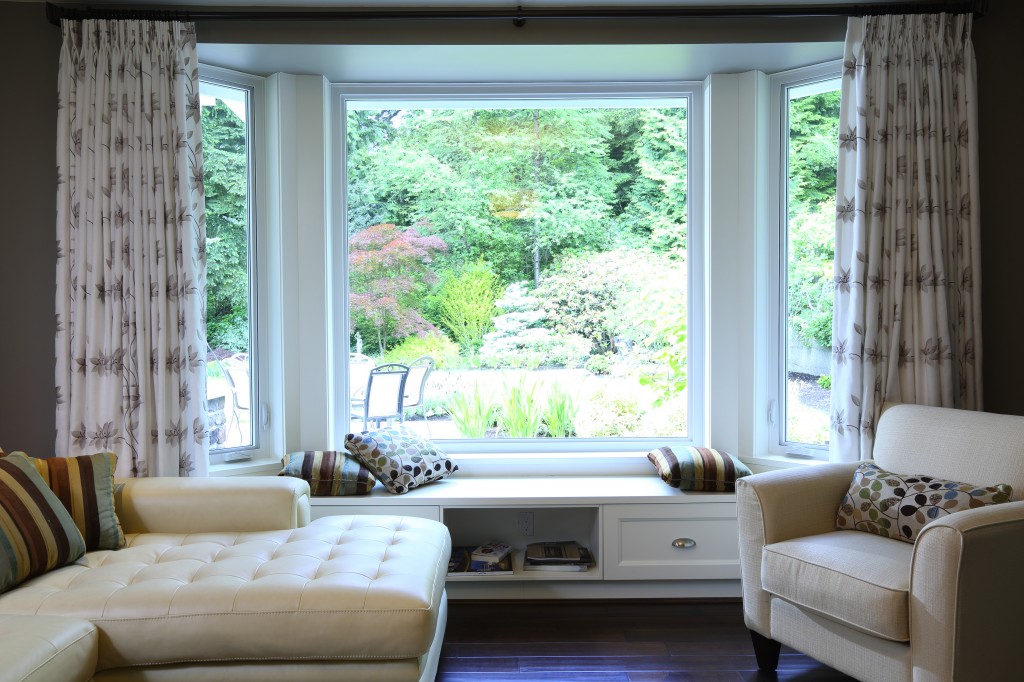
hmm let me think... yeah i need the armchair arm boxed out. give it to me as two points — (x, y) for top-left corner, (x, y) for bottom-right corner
(115, 477), (311, 535)
(736, 463), (859, 635)
(910, 500), (1024, 682)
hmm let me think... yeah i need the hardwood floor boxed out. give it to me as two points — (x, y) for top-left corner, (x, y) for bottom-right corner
(437, 600), (856, 681)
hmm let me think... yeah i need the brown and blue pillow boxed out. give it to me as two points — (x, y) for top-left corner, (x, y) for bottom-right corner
(8, 451), (123, 551)
(279, 450), (377, 496)
(837, 462), (1013, 543)
(647, 446), (751, 492)
(0, 454), (87, 594)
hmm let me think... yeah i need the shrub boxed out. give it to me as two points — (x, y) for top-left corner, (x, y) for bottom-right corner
(445, 384), (498, 438)
(436, 261), (500, 354)
(575, 386), (645, 438)
(817, 374), (832, 390)
(584, 353), (614, 375)
(543, 384), (578, 438)
(384, 331), (461, 369)
(535, 249), (668, 354)
(479, 282), (590, 369)
(496, 375), (545, 438)
(788, 199), (835, 349)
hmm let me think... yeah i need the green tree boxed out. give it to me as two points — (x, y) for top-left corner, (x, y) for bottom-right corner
(201, 99), (249, 352)
(349, 108), (619, 283)
(786, 90), (840, 349)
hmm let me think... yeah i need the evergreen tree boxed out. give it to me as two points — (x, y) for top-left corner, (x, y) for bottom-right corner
(201, 99), (249, 353)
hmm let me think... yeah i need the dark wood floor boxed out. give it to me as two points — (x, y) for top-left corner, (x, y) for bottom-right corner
(437, 600), (856, 681)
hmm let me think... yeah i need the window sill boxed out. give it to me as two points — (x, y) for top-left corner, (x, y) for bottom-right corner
(208, 457), (280, 477)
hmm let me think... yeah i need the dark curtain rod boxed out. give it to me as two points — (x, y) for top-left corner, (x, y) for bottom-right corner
(45, 1), (988, 27)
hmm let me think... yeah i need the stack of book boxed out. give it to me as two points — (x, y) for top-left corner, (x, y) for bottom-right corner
(447, 542), (513, 576)
(522, 540), (596, 572)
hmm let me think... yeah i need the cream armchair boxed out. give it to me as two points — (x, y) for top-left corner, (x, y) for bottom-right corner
(737, 404), (1024, 682)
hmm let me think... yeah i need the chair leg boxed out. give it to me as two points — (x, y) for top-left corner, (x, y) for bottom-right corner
(749, 630), (781, 671)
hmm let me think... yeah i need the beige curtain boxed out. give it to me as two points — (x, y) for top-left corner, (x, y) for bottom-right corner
(56, 19), (209, 478)
(830, 14), (981, 462)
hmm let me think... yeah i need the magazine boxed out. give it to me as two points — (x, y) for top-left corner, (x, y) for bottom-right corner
(523, 544), (595, 572)
(525, 540), (583, 563)
(471, 541), (512, 564)
(448, 547), (514, 576)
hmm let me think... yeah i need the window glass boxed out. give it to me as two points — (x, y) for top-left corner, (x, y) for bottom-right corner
(781, 77), (840, 449)
(345, 100), (693, 447)
(200, 80), (256, 451)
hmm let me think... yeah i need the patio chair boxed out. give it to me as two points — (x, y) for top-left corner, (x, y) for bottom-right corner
(349, 353), (376, 402)
(353, 363), (409, 431)
(403, 356), (435, 435)
(221, 354), (251, 443)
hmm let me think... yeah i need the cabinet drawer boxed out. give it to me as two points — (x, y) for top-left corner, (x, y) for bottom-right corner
(310, 504), (441, 522)
(603, 503), (739, 580)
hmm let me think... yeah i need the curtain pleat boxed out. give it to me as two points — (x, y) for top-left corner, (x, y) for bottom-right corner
(56, 19), (208, 478)
(830, 14), (981, 462)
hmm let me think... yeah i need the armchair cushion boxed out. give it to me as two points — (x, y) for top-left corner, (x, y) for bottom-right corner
(762, 530), (913, 642)
(836, 462), (1013, 543)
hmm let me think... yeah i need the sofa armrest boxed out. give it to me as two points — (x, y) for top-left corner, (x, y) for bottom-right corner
(736, 463), (859, 636)
(910, 500), (1024, 682)
(115, 477), (311, 534)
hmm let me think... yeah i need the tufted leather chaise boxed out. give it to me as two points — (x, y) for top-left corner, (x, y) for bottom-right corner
(0, 476), (451, 682)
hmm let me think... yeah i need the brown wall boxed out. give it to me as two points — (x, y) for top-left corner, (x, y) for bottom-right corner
(0, 2), (61, 454)
(0, 1), (1021, 455)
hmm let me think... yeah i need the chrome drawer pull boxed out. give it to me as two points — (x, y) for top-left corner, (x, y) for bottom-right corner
(672, 538), (697, 549)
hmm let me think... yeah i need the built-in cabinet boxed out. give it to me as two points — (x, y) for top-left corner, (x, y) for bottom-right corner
(309, 476), (740, 597)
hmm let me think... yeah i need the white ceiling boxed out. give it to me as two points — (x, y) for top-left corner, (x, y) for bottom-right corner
(198, 41), (843, 82)
(42, 0), (850, 82)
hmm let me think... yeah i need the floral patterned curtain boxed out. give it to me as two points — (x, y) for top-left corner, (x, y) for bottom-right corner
(56, 19), (209, 478)
(830, 14), (981, 462)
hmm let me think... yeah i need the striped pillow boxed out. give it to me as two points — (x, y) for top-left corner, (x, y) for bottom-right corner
(0, 454), (86, 594)
(279, 451), (377, 496)
(647, 446), (752, 492)
(8, 452), (124, 551)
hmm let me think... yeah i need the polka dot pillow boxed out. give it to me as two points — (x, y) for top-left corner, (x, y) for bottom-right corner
(836, 462), (1013, 543)
(344, 426), (458, 495)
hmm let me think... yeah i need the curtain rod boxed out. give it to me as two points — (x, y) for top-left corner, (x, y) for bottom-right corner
(45, 1), (988, 27)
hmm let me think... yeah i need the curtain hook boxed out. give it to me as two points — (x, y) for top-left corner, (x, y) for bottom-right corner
(512, 5), (526, 28)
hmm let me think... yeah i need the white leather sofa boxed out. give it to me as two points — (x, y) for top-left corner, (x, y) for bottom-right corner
(0, 477), (451, 682)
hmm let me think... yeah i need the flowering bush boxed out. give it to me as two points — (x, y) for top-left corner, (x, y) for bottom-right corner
(478, 282), (591, 369)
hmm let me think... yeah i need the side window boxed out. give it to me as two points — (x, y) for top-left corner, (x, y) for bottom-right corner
(769, 65), (841, 457)
(200, 73), (259, 458)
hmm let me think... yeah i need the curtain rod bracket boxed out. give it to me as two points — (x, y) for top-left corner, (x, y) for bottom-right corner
(512, 5), (526, 28)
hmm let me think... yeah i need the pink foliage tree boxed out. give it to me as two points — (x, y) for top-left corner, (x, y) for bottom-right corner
(349, 223), (448, 355)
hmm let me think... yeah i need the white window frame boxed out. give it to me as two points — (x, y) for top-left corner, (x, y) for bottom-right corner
(331, 82), (705, 464)
(766, 61), (842, 459)
(199, 65), (280, 464)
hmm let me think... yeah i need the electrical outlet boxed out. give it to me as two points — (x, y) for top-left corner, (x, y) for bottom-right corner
(518, 511), (534, 536)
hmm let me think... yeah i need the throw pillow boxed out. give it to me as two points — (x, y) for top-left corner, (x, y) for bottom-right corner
(7, 452), (124, 551)
(345, 427), (458, 495)
(279, 450), (378, 496)
(0, 454), (87, 594)
(647, 446), (752, 492)
(836, 462), (1014, 543)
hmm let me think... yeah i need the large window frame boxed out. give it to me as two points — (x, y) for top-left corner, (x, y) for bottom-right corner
(331, 82), (706, 459)
(766, 61), (842, 460)
(199, 65), (279, 464)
